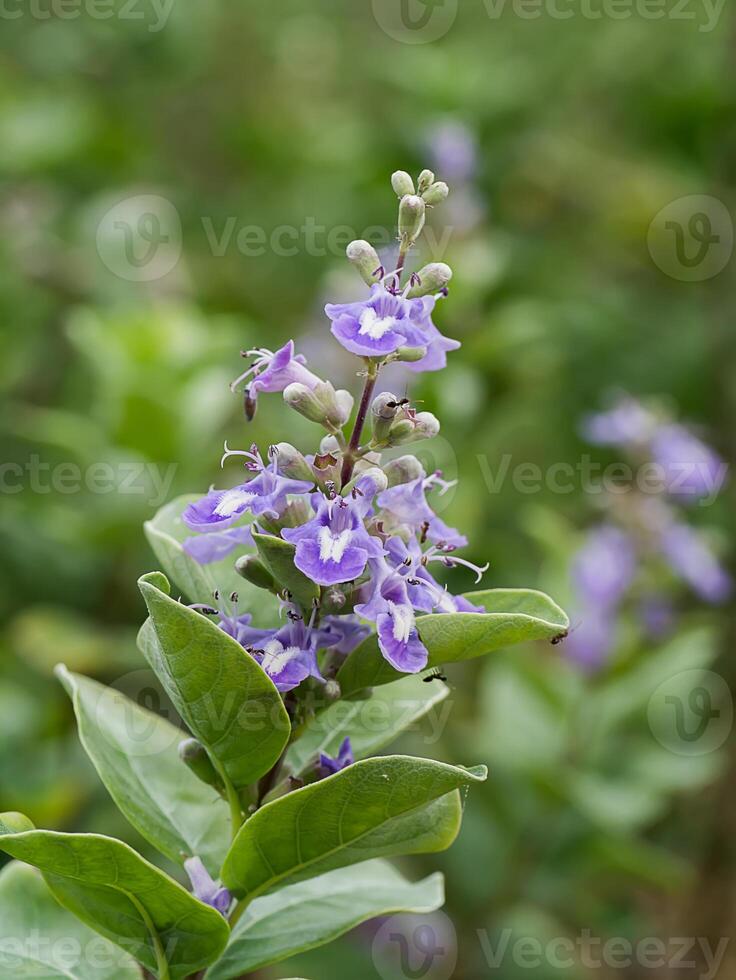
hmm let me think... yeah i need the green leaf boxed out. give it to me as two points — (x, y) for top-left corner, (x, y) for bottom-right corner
(252, 532), (320, 611)
(222, 756), (486, 901)
(0, 817), (229, 980)
(338, 589), (569, 695)
(285, 675), (450, 779)
(0, 861), (142, 979)
(144, 495), (279, 624)
(206, 860), (444, 979)
(57, 666), (230, 877)
(137, 572), (291, 791)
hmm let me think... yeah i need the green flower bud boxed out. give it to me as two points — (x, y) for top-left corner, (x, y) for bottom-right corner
(394, 345), (428, 363)
(383, 454), (426, 487)
(371, 391), (400, 443)
(273, 442), (314, 482)
(417, 169), (435, 194)
(346, 240), (382, 285)
(324, 679), (342, 702)
(235, 554), (276, 592)
(283, 382), (353, 429)
(386, 418), (415, 445)
(414, 411), (441, 440)
(179, 739), (224, 792)
(422, 181), (450, 206)
(387, 411), (440, 446)
(391, 170), (415, 197)
(398, 195), (426, 246)
(407, 262), (453, 298)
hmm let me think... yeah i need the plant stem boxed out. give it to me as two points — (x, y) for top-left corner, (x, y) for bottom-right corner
(340, 360), (379, 486)
(223, 774), (243, 842)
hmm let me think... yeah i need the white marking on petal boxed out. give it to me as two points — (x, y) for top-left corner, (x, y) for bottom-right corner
(388, 601), (414, 644)
(261, 641), (300, 675)
(318, 526), (353, 563)
(215, 488), (255, 517)
(358, 307), (395, 340)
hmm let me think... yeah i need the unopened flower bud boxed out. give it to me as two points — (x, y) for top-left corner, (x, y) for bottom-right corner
(371, 391), (400, 443)
(399, 195), (426, 246)
(235, 555), (276, 592)
(179, 739), (224, 792)
(346, 240), (382, 285)
(388, 411), (440, 446)
(284, 382), (353, 430)
(414, 411), (441, 440)
(422, 181), (449, 205)
(417, 169), (435, 194)
(394, 345), (428, 363)
(407, 262), (453, 298)
(323, 586), (346, 613)
(391, 170), (415, 197)
(273, 442), (314, 482)
(324, 679), (342, 703)
(387, 419), (415, 445)
(383, 454), (426, 487)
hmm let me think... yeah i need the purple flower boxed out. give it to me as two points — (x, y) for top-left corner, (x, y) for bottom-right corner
(582, 396), (657, 448)
(320, 737), (354, 776)
(254, 616), (326, 693)
(217, 611), (274, 650)
(231, 341), (322, 415)
(183, 526), (254, 565)
(427, 120), (478, 183)
(183, 447), (313, 535)
(651, 424), (727, 504)
(639, 595), (675, 638)
(659, 523), (732, 604)
(385, 537), (484, 614)
(319, 615), (372, 655)
(184, 857), (231, 916)
(565, 607), (615, 672)
(377, 472), (467, 549)
(282, 491), (384, 587)
(325, 285), (458, 368)
(572, 526), (637, 611)
(356, 561), (429, 673)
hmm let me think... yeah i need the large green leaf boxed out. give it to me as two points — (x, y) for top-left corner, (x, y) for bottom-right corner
(0, 816), (229, 980)
(222, 756), (486, 900)
(137, 572), (291, 791)
(57, 666), (230, 876)
(252, 532), (320, 611)
(206, 861), (444, 979)
(144, 495), (278, 624)
(338, 589), (569, 695)
(0, 861), (142, 979)
(285, 674), (450, 779)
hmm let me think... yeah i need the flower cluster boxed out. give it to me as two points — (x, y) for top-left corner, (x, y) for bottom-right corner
(181, 170), (486, 692)
(567, 394), (731, 669)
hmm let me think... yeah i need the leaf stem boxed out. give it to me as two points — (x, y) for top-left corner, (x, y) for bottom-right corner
(223, 775), (244, 842)
(129, 895), (170, 980)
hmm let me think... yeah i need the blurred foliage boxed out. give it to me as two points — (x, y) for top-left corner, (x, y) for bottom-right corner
(0, 1), (735, 978)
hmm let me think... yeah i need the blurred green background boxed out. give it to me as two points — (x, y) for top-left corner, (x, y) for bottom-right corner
(1, 1), (735, 977)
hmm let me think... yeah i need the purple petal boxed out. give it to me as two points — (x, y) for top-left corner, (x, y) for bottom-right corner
(183, 526), (254, 565)
(294, 540), (368, 586)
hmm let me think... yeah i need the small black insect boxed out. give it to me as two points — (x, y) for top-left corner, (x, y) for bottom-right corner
(423, 668), (448, 683)
(551, 630), (569, 646)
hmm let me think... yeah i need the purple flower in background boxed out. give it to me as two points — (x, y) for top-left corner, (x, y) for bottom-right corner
(639, 594), (675, 638)
(356, 561), (429, 673)
(427, 120), (478, 183)
(319, 615), (371, 655)
(184, 858), (231, 916)
(325, 285), (459, 368)
(320, 737), (354, 776)
(572, 526), (637, 610)
(183, 526), (254, 565)
(565, 607), (616, 672)
(183, 446), (313, 537)
(231, 341), (322, 415)
(651, 424), (727, 504)
(582, 396), (657, 448)
(660, 523), (732, 604)
(217, 611), (274, 650)
(282, 491), (384, 587)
